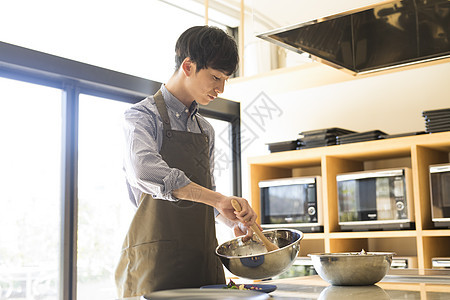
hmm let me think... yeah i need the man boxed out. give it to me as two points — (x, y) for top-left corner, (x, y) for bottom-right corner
(115, 26), (259, 298)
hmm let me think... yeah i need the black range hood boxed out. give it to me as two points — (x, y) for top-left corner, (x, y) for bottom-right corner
(257, 0), (450, 75)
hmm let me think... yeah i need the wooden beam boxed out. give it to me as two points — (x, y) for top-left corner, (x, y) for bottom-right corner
(239, 0), (245, 77)
(204, 0), (209, 25)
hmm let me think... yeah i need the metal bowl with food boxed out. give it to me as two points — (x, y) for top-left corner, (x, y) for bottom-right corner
(216, 229), (303, 280)
(308, 250), (395, 286)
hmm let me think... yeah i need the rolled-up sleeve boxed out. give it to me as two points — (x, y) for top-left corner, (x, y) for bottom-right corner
(123, 104), (191, 202)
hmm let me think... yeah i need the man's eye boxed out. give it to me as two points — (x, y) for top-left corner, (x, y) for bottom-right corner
(213, 76), (220, 80)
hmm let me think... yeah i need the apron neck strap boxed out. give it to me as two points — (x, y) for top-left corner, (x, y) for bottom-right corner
(153, 89), (172, 131)
(195, 114), (205, 134)
(154, 89), (206, 134)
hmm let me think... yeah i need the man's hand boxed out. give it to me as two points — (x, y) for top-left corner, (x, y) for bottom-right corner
(216, 196), (257, 225)
(233, 221), (263, 241)
(172, 182), (260, 240)
(215, 196), (261, 241)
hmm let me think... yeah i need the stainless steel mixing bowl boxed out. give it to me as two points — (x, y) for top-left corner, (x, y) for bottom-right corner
(308, 251), (395, 286)
(216, 229), (303, 280)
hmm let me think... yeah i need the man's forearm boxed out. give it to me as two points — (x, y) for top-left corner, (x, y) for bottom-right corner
(172, 182), (224, 207)
(173, 182), (257, 229)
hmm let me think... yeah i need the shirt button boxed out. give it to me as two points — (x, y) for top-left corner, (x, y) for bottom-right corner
(175, 112), (180, 118)
(185, 109), (189, 113)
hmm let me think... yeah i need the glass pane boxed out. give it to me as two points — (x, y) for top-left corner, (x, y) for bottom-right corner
(207, 118), (233, 197)
(0, 77), (62, 300)
(205, 117), (235, 245)
(0, 0), (206, 83)
(77, 95), (134, 299)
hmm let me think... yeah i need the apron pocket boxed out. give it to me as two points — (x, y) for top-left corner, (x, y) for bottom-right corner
(127, 240), (178, 294)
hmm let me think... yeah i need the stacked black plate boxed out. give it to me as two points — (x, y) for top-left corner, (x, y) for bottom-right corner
(337, 130), (387, 145)
(298, 128), (356, 149)
(381, 131), (426, 139)
(267, 140), (299, 153)
(423, 108), (450, 133)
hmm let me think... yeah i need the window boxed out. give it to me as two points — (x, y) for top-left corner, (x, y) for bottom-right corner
(77, 95), (134, 299)
(0, 78), (62, 300)
(208, 117), (234, 197)
(0, 52), (241, 300)
(75, 99), (239, 299)
(0, 3), (242, 298)
(0, 0), (209, 83)
(206, 117), (236, 244)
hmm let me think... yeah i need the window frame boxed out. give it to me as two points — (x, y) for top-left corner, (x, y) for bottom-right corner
(0, 40), (242, 300)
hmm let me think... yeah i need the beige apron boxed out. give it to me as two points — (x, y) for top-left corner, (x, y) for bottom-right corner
(115, 90), (225, 298)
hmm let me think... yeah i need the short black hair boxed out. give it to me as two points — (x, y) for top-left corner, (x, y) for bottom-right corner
(174, 26), (239, 76)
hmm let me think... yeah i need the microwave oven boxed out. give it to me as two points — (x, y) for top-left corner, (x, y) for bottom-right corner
(337, 168), (414, 231)
(430, 163), (450, 229)
(259, 176), (323, 232)
(432, 257), (450, 269)
(391, 256), (417, 269)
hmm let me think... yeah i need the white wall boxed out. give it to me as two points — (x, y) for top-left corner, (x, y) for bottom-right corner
(222, 61), (450, 199)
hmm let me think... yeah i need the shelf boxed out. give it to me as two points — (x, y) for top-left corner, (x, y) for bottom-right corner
(249, 132), (450, 166)
(301, 233), (325, 240)
(249, 131), (450, 270)
(252, 132), (450, 163)
(422, 230), (450, 237)
(329, 230), (418, 239)
(248, 148), (322, 167)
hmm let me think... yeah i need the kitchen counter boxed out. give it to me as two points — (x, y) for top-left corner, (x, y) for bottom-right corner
(265, 273), (450, 299)
(118, 269), (450, 299)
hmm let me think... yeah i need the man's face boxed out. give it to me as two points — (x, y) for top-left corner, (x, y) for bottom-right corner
(187, 64), (229, 106)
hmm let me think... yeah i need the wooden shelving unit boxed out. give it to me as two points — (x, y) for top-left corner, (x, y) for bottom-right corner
(249, 131), (450, 270)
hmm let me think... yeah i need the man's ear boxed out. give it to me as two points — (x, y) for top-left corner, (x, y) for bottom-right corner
(181, 57), (196, 77)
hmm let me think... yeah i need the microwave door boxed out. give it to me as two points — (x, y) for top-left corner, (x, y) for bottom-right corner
(431, 172), (443, 218)
(358, 178), (377, 221)
(442, 173), (450, 217)
(431, 172), (450, 219)
(263, 185), (287, 224)
(376, 177), (396, 220)
(338, 180), (358, 222)
(263, 184), (307, 224)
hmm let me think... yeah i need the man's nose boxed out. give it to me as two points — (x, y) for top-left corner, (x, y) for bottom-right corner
(216, 80), (225, 94)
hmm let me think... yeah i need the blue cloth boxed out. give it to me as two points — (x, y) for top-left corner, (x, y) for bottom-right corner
(123, 84), (216, 207)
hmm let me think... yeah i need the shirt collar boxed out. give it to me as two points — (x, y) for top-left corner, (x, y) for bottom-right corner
(161, 84), (199, 117)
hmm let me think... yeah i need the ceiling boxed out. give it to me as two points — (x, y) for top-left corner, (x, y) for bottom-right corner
(180, 0), (386, 30)
(159, 0), (308, 29)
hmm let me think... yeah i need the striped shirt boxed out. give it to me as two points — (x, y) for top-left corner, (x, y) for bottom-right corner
(123, 84), (216, 207)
